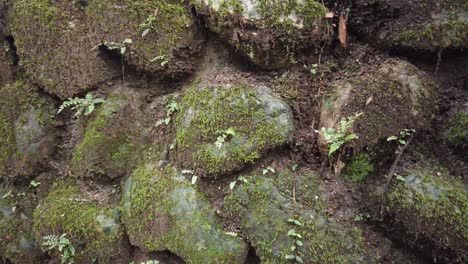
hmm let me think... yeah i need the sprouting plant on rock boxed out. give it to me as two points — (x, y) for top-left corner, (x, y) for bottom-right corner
(215, 128), (236, 149)
(42, 234), (76, 264)
(58, 93), (106, 117)
(140, 9), (159, 37)
(285, 218), (304, 263)
(156, 99), (179, 127)
(150, 54), (169, 67)
(387, 128), (415, 145)
(321, 113), (362, 156)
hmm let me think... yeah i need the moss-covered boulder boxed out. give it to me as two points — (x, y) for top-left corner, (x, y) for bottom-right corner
(122, 164), (248, 263)
(33, 180), (130, 264)
(193, 0), (332, 69)
(6, 0), (115, 98)
(71, 94), (141, 180)
(318, 58), (436, 154)
(350, 0), (468, 52)
(224, 175), (376, 263)
(176, 83), (293, 176)
(442, 106), (467, 154)
(0, 81), (55, 179)
(0, 188), (43, 263)
(387, 164), (468, 260)
(87, 0), (204, 79)
(6, 0), (203, 99)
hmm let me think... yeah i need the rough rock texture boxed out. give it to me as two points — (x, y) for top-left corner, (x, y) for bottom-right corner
(176, 83), (293, 176)
(387, 164), (468, 261)
(87, 0), (204, 79)
(0, 81), (55, 179)
(6, 0), (203, 99)
(193, 0), (332, 69)
(350, 0), (468, 52)
(71, 91), (141, 180)
(0, 188), (43, 263)
(318, 58), (436, 154)
(122, 164), (248, 263)
(0, 39), (15, 87)
(33, 180), (130, 264)
(224, 175), (377, 263)
(442, 105), (467, 155)
(6, 0), (116, 99)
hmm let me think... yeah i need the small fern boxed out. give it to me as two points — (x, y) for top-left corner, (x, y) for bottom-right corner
(42, 234), (75, 264)
(57, 93), (106, 117)
(321, 113), (362, 156)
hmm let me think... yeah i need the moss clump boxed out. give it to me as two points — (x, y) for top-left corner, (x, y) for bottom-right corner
(122, 164), (248, 263)
(387, 166), (468, 252)
(86, 0), (198, 77)
(392, 10), (468, 50)
(0, 81), (51, 176)
(71, 96), (137, 179)
(224, 176), (376, 263)
(0, 112), (15, 173)
(33, 180), (127, 263)
(342, 153), (374, 182)
(176, 84), (292, 175)
(443, 111), (467, 151)
(0, 189), (41, 263)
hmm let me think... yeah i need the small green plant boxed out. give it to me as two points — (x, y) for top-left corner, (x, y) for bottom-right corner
(321, 113), (362, 156)
(342, 153), (374, 182)
(353, 212), (371, 222)
(57, 93), (106, 117)
(30, 180), (41, 188)
(42, 234), (76, 264)
(285, 218), (304, 263)
(215, 127), (236, 149)
(309, 63), (318, 74)
(262, 166), (275, 175)
(150, 54), (169, 67)
(387, 128), (415, 145)
(156, 99), (179, 127)
(140, 14), (157, 37)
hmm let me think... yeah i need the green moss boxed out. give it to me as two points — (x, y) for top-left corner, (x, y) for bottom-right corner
(176, 84), (290, 174)
(71, 96), (137, 178)
(342, 153), (374, 182)
(443, 111), (467, 149)
(122, 164), (247, 263)
(388, 166), (468, 247)
(86, 0), (192, 67)
(33, 180), (125, 263)
(224, 176), (375, 263)
(392, 10), (468, 50)
(0, 112), (15, 173)
(0, 190), (39, 263)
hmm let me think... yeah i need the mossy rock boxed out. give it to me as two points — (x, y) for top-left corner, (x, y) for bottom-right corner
(33, 179), (130, 264)
(224, 175), (377, 263)
(86, 0), (204, 79)
(122, 164), (248, 263)
(387, 164), (468, 260)
(442, 107), (467, 154)
(318, 58), (436, 154)
(0, 81), (55, 179)
(71, 95), (141, 180)
(6, 0), (116, 98)
(350, 0), (468, 52)
(0, 188), (43, 263)
(0, 39), (15, 87)
(193, 0), (332, 69)
(176, 83), (293, 176)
